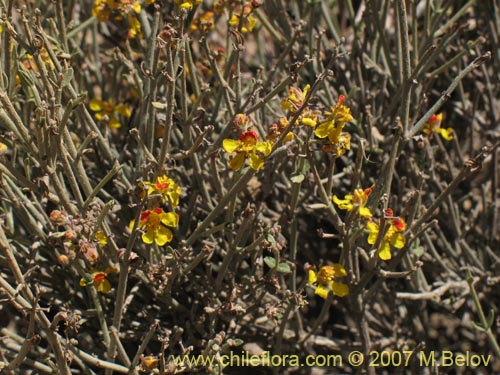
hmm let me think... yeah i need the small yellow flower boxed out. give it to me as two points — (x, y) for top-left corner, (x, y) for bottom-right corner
(89, 98), (132, 129)
(190, 10), (216, 32)
(130, 208), (179, 246)
(175, 0), (201, 11)
(92, 0), (111, 22)
(222, 130), (272, 171)
(307, 264), (349, 299)
(95, 230), (108, 247)
(281, 84), (318, 127)
(80, 267), (118, 293)
(93, 0), (142, 38)
(142, 174), (181, 207)
(228, 2), (257, 33)
(333, 185), (374, 218)
(281, 85), (309, 112)
(266, 117), (294, 144)
(366, 211), (406, 260)
(140, 355), (159, 371)
(315, 95), (354, 144)
(422, 113), (453, 141)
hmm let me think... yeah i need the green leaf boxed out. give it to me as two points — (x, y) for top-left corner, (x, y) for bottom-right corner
(265, 233), (276, 247)
(61, 68), (74, 87)
(276, 262), (291, 273)
(264, 256), (276, 269)
(290, 174), (304, 183)
(486, 309), (495, 330)
(151, 101), (168, 109)
(300, 159), (310, 174)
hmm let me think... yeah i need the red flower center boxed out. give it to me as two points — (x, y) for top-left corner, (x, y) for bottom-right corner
(155, 182), (170, 190)
(240, 130), (258, 143)
(93, 273), (106, 286)
(392, 218), (405, 231)
(140, 210), (151, 222)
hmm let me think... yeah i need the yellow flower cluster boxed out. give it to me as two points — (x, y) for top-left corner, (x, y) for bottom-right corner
(175, 0), (201, 11)
(89, 98), (132, 129)
(281, 86), (354, 157)
(130, 174), (181, 246)
(92, 0), (144, 39)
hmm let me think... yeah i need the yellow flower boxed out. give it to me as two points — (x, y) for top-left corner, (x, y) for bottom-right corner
(175, 0), (201, 10)
(315, 95), (354, 145)
(333, 185), (374, 218)
(93, 0), (142, 38)
(143, 174), (181, 207)
(422, 113), (453, 141)
(228, 2), (257, 32)
(140, 355), (159, 371)
(222, 130), (272, 171)
(95, 230), (108, 247)
(190, 10), (216, 32)
(322, 132), (351, 157)
(89, 98), (132, 129)
(92, 0), (111, 22)
(281, 85), (318, 127)
(0, 142), (6, 154)
(307, 264), (349, 299)
(281, 85), (309, 112)
(80, 267), (118, 293)
(130, 208), (179, 246)
(266, 117), (294, 144)
(366, 212), (406, 260)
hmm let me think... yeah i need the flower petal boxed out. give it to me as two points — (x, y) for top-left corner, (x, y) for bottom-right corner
(314, 285), (330, 299)
(330, 281), (349, 297)
(160, 212), (179, 228)
(97, 279), (112, 293)
(249, 152), (265, 170)
(155, 226), (173, 246)
(438, 127), (453, 141)
(314, 120), (332, 139)
(142, 229), (155, 244)
(331, 263), (348, 278)
(390, 232), (406, 249)
(333, 195), (353, 211)
(307, 270), (318, 285)
(229, 153), (246, 170)
(378, 241), (392, 260)
(358, 206), (372, 218)
(255, 141), (272, 156)
(222, 139), (241, 153)
(89, 99), (103, 112)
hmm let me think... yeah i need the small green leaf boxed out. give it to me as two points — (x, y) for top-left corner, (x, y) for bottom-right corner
(486, 309), (495, 330)
(229, 339), (244, 346)
(290, 174), (304, 183)
(61, 68), (74, 87)
(276, 262), (291, 273)
(300, 159), (310, 174)
(265, 233), (276, 247)
(264, 256), (276, 269)
(471, 320), (486, 333)
(152, 101), (168, 109)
